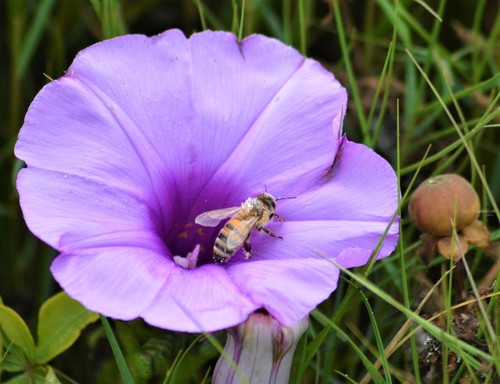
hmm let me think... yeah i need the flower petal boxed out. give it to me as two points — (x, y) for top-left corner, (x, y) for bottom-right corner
(250, 220), (398, 268)
(65, 30), (312, 183)
(278, 138), (399, 222)
(142, 265), (258, 332)
(15, 74), (167, 203)
(14, 74), (178, 232)
(51, 246), (171, 319)
(228, 259), (340, 326)
(197, 41), (348, 202)
(17, 169), (159, 250)
(223, 138), (399, 266)
(16, 30), (346, 218)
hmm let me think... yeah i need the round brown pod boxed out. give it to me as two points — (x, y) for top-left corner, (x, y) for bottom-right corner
(409, 174), (480, 236)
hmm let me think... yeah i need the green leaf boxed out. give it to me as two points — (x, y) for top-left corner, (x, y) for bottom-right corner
(0, 328), (4, 358)
(0, 343), (29, 372)
(0, 302), (36, 361)
(4, 366), (62, 384)
(3, 372), (31, 384)
(34, 292), (99, 364)
(33, 366), (49, 384)
(44, 366), (62, 384)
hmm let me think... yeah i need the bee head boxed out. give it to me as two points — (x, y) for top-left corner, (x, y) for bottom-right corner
(257, 192), (277, 210)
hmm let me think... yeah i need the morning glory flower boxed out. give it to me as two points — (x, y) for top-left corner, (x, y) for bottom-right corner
(15, 29), (399, 333)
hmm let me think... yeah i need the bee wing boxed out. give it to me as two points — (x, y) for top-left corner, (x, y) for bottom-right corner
(195, 206), (242, 227)
(226, 216), (259, 249)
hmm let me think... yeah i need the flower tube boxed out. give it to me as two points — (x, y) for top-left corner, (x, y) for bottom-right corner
(213, 313), (309, 384)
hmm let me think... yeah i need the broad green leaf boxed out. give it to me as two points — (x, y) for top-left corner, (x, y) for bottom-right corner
(3, 366), (60, 384)
(34, 292), (99, 364)
(0, 343), (29, 372)
(4, 373), (31, 384)
(0, 303), (36, 360)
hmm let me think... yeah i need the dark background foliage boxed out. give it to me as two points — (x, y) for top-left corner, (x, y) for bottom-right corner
(1, 1), (498, 382)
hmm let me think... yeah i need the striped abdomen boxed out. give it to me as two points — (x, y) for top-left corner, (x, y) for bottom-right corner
(213, 215), (252, 264)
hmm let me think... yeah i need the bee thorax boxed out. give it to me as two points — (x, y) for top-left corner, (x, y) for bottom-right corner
(241, 198), (266, 215)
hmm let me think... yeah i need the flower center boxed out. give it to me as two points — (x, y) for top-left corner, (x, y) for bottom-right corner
(166, 218), (219, 267)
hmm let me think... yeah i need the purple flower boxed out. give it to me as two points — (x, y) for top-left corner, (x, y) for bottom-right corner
(15, 30), (399, 333)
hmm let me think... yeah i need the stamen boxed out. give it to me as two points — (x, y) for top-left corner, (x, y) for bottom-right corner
(173, 244), (200, 270)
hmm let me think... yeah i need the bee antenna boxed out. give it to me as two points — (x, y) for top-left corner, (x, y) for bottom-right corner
(275, 196), (296, 201)
(262, 185), (295, 200)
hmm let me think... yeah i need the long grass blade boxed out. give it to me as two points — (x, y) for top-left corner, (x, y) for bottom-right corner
(100, 316), (135, 384)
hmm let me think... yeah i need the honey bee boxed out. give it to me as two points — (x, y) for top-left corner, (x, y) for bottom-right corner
(195, 192), (286, 264)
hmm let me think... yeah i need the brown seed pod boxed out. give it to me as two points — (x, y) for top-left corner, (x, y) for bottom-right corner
(436, 236), (469, 260)
(461, 220), (491, 249)
(409, 174), (480, 236)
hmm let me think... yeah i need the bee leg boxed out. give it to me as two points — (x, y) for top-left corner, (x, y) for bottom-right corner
(258, 226), (283, 239)
(243, 240), (252, 259)
(272, 213), (284, 222)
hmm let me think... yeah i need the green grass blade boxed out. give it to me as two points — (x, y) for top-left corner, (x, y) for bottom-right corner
(238, 0), (245, 40)
(195, 0), (208, 31)
(18, 0), (56, 77)
(331, 0), (369, 143)
(297, 0), (306, 55)
(406, 49), (500, 220)
(319, 258), (495, 370)
(359, 292), (392, 382)
(164, 334), (204, 384)
(312, 311), (386, 384)
(461, 254), (500, 374)
(90, 0), (127, 39)
(100, 316), (135, 384)
(396, 99), (422, 383)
